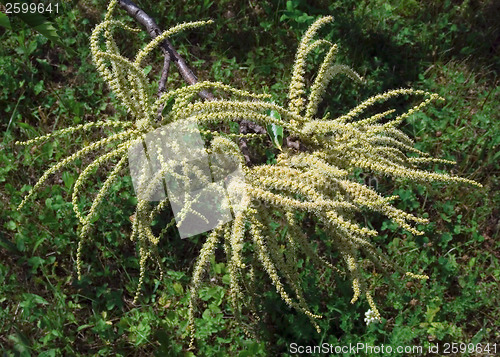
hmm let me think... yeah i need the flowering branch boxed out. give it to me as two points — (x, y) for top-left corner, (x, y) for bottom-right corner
(15, 3), (483, 349)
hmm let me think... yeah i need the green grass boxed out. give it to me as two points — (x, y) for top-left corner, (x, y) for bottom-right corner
(1, 0), (498, 355)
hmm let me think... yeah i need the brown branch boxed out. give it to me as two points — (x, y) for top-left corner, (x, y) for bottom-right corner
(158, 53), (171, 95)
(117, 0), (213, 100)
(239, 120), (266, 165)
(156, 52), (171, 120)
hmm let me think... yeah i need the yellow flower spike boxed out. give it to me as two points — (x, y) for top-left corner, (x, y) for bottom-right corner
(104, 0), (118, 21)
(333, 88), (428, 124)
(76, 155), (128, 279)
(15, 120), (133, 147)
(343, 253), (361, 304)
(365, 291), (382, 321)
(188, 225), (224, 349)
(135, 20), (214, 67)
(18, 129), (136, 211)
(405, 272), (429, 280)
(289, 16), (334, 115)
(305, 43), (339, 119)
(133, 241), (150, 304)
(72, 144), (130, 224)
(248, 212), (298, 308)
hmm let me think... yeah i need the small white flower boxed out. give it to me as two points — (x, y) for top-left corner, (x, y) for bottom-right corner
(364, 309), (379, 325)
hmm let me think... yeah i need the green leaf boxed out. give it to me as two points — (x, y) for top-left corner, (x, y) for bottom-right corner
(222, 274), (231, 285)
(62, 171), (74, 190)
(17, 122), (36, 131)
(173, 282), (184, 295)
(32, 237), (46, 254)
(5, 220), (16, 230)
(8, 331), (31, 355)
(161, 97), (175, 117)
(266, 108), (284, 150)
(15, 234), (25, 252)
(267, 123), (283, 150)
(143, 65), (153, 75)
(77, 323), (94, 332)
(213, 262), (225, 274)
(34, 80), (44, 95)
(24, 293), (49, 305)
(199, 286), (224, 305)
(0, 11), (11, 29)
(39, 349), (58, 357)
(27, 256), (45, 272)
(16, 11), (62, 45)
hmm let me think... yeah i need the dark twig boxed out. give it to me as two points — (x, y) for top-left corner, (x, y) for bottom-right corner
(156, 52), (171, 120)
(117, 0), (213, 100)
(239, 120), (267, 166)
(158, 53), (171, 95)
